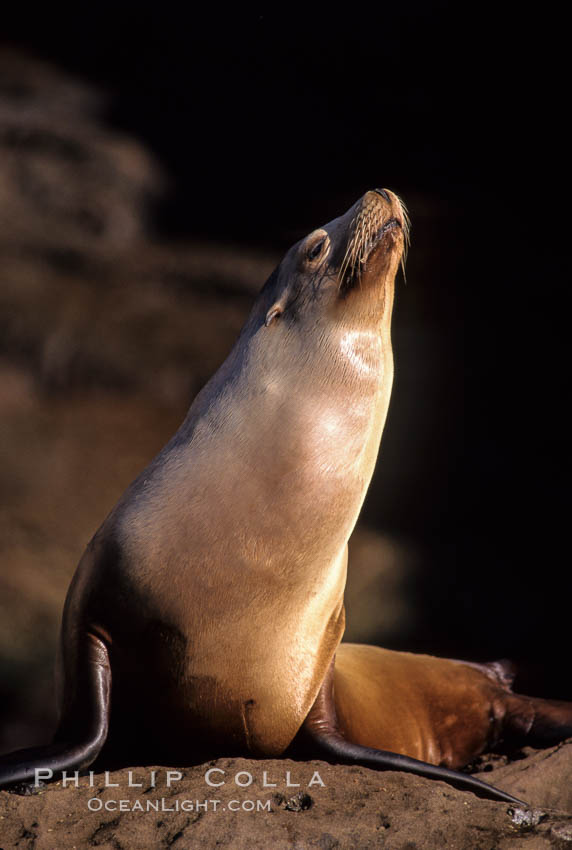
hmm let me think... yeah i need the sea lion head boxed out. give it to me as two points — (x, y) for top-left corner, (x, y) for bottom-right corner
(239, 189), (408, 394)
(259, 188), (408, 333)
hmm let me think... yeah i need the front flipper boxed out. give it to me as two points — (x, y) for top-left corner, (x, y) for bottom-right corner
(296, 658), (525, 806)
(0, 632), (111, 790)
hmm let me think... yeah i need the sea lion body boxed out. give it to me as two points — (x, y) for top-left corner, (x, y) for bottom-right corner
(332, 644), (572, 770)
(2, 190), (571, 805)
(334, 644), (497, 768)
(56, 189), (402, 763)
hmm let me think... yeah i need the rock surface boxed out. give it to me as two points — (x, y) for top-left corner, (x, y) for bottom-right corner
(1, 745), (572, 849)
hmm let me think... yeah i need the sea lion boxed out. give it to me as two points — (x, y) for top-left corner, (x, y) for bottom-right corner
(303, 644), (572, 771)
(1, 189), (569, 805)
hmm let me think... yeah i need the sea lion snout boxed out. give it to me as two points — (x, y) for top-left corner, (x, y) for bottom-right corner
(338, 188), (408, 292)
(362, 188), (404, 222)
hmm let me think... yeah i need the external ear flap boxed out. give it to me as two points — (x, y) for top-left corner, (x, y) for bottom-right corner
(265, 305), (282, 327)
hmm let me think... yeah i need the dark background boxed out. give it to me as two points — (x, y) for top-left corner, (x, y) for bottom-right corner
(1, 1), (569, 726)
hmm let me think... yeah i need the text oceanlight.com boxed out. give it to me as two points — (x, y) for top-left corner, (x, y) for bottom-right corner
(87, 798), (273, 812)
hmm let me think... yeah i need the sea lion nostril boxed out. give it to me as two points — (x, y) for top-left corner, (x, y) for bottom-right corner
(374, 188), (390, 202)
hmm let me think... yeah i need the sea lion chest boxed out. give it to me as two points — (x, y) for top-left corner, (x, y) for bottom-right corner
(79, 324), (389, 754)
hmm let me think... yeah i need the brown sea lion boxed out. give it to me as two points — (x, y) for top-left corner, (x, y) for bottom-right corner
(305, 644), (572, 770)
(1, 189), (570, 805)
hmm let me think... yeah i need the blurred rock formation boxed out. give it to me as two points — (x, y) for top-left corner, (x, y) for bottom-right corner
(0, 48), (277, 401)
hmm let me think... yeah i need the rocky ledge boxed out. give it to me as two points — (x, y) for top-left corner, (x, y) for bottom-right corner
(1, 742), (572, 849)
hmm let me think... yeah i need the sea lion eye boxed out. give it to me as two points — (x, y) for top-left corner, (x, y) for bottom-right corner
(307, 236), (328, 262)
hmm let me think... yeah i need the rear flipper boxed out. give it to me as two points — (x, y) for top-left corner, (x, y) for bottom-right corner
(454, 656), (572, 748)
(296, 656), (526, 806)
(501, 692), (572, 749)
(0, 633), (110, 790)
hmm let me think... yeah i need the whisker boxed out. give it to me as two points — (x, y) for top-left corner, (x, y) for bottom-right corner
(339, 191), (409, 292)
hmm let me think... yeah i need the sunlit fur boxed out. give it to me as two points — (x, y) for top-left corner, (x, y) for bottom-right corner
(17, 190), (407, 772)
